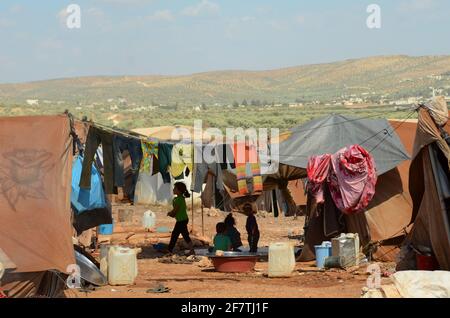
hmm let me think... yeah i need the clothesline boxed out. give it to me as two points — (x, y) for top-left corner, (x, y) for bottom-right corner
(72, 116), (194, 145)
(72, 116), (263, 147)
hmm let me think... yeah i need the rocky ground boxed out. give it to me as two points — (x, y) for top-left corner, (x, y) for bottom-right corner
(67, 203), (395, 298)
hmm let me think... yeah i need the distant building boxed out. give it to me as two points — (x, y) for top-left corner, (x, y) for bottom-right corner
(26, 99), (39, 106)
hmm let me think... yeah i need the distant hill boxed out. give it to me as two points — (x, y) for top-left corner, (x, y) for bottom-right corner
(1, 55), (449, 105)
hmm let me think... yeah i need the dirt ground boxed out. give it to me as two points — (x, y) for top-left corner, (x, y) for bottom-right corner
(67, 203), (394, 298)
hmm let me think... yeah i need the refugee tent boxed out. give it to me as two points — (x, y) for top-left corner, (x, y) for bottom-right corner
(0, 115), (75, 297)
(398, 105), (450, 270)
(275, 114), (412, 262)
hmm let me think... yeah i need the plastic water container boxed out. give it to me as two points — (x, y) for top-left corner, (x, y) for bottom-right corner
(108, 246), (140, 286)
(142, 210), (156, 230)
(0, 261), (4, 280)
(268, 242), (296, 277)
(99, 222), (113, 235)
(100, 244), (110, 277)
(331, 233), (360, 267)
(315, 242), (332, 269)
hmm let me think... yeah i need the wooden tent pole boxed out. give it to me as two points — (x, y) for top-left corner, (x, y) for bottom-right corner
(191, 191), (194, 233)
(201, 187), (205, 236)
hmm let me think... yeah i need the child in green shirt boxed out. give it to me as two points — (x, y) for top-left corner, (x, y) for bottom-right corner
(167, 182), (194, 255)
(213, 222), (232, 253)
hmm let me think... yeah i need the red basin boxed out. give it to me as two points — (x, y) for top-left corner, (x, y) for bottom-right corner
(210, 256), (258, 273)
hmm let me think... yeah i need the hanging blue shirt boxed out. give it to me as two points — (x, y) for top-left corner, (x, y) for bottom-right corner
(71, 155), (107, 214)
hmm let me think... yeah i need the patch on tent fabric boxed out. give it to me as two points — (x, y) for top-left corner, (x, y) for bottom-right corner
(0, 149), (54, 211)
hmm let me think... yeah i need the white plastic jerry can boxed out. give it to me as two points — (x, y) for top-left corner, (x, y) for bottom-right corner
(107, 246), (139, 286)
(142, 210), (156, 230)
(100, 244), (110, 277)
(268, 242), (296, 277)
(331, 233), (360, 267)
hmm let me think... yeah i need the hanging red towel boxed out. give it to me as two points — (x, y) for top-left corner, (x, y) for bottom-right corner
(306, 144), (377, 214)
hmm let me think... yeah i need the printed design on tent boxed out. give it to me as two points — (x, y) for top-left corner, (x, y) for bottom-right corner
(306, 144), (377, 214)
(0, 149), (54, 211)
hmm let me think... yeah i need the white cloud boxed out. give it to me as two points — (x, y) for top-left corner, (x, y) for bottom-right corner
(399, 0), (436, 11)
(182, 0), (220, 17)
(268, 20), (288, 31)
(0, 18), (14, 28)
(87, 7), (105, 18)
(240, 16), (256, 23)
(0, 55), (16, 68)
(57, 8), (69, 26)
(225, 17), (257, 39)
(39, 38), (64, 50)
(148, 10), (175, 22)
(9, 5), (24, 14)
(95, 0), (154, 4)
(295, 15), (306, 25)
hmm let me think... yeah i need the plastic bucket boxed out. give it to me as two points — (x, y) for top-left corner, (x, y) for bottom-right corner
(416, 253), (438, 270)
(99, 223), (114, 235)
(315, 245), (332, 269)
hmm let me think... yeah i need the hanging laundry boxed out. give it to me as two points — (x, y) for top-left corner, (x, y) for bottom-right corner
(191, 144), (224, 193)
(170, 143), (193, 179)
(71, 155), (107, 213)
(80, 126), (115, 194)
(158, 143), (174, 184)
(217, 143), (236, 170)
(233, 142), (263, 195)
(140, 139), (159, 173)
(152, 155), (160, 175)
(134, 171), (174, 205)
(306, 144), (377, 215)
(113, 135), (143, 200)
(95, 147), (104, 170)
(73, 207), (113, 235)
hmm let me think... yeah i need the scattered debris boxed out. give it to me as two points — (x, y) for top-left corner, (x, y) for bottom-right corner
(147, 283), (170, 293)
(125, 232), (136, 240)
(158, 254), (202, 264)
(206, 208), (220, 217)
(197, 257), (213, 268)
(256, 211), (270, 218)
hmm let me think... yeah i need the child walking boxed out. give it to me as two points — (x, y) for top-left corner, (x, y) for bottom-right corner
(167, 182), (194, 255)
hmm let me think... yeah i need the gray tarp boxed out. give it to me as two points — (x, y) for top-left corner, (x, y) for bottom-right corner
(277, 114), (410, 176)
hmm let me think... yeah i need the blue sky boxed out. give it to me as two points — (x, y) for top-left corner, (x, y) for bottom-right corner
(0, 0), (449, 83)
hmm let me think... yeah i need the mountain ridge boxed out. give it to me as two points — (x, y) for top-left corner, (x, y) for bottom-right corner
(1, 55), (449, 105)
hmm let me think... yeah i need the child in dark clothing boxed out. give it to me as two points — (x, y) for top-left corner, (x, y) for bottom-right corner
(224, 213), (243, 252)
(243, 203), (259, 253)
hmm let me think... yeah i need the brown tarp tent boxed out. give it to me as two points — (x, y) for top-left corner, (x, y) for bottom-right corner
(0, 115), (75, 297)
(297, 119), (414, 262)
(398, 109), (450, 270)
